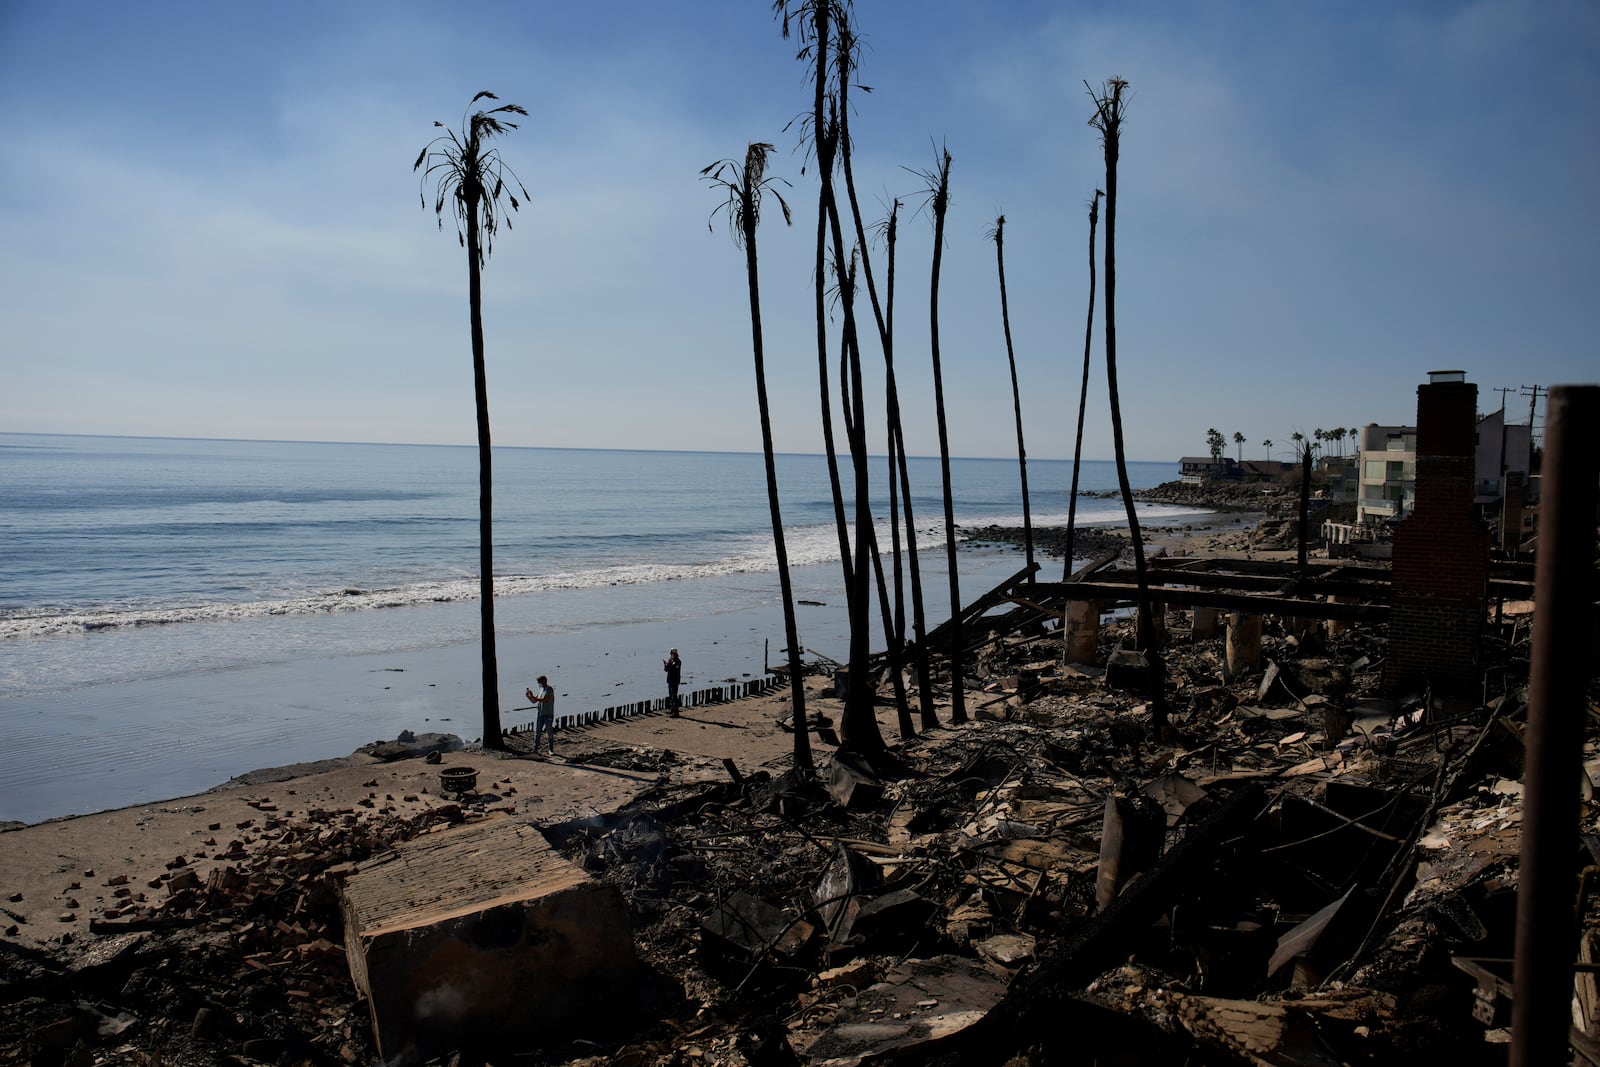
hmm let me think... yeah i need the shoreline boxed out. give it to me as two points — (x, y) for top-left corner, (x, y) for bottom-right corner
(1, 500), (1280, 830)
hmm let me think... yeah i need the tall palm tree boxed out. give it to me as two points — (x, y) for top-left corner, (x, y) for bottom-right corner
(917, 146), (966, 724)
(830, 250), (893, 753)
(776, 0), (855, 602)
(831, 14), (930, 734)
(415, 92), (529, 751)
(778, 0), (885, 756)
(1063, 190), (1103, 579)
(828, 19), (938, 729)
(1233, 431), (1245, 464)
(702, 144), (813, 773)
(1262, 439), (1273, 463)
(880, 200), (941, 731)
(989, 214), (1034, 578)
(1088, 77), (1166, 730)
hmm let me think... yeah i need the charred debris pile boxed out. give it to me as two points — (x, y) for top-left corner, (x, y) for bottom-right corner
(5, 576), (1595, 1067)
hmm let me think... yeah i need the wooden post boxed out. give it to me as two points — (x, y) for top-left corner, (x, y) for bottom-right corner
(1062, 600), (1099, 665)
(1225, 612), (1262, 681)
(1191, 606), (1220, 639)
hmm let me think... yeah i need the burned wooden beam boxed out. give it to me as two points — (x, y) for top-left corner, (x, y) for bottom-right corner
(1024, 582), (1389, 623)
(956, 782), (1266, 1063)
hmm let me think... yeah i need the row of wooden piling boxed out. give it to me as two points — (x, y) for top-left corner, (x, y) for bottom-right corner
(507, 674), (788, 735)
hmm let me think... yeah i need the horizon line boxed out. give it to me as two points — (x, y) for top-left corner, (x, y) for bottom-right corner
(0, 430), (1180, 467)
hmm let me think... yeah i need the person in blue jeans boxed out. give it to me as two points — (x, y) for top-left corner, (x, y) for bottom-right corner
(525, 676), (556, 754)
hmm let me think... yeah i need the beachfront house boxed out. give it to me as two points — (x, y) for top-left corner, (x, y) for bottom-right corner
(1179, 456), (1237, 483)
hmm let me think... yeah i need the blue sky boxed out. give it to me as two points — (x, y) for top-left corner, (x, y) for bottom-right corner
(1, 0), (1594, 462)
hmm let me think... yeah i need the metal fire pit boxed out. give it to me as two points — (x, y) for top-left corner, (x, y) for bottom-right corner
(439, 766), (478, 796)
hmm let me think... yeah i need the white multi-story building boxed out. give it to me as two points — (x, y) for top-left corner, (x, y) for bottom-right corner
(1355, 423), (1416, 525)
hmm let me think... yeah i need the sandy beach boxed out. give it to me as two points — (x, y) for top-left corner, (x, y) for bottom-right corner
(0, 508), (1285, 947)
(0, 677), (835, 955)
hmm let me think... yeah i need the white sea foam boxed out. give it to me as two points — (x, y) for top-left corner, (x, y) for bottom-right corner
(0, 502), (1215, 643)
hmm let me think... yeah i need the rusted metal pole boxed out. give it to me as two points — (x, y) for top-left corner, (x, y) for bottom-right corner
(1512, 385), (1600, 1067)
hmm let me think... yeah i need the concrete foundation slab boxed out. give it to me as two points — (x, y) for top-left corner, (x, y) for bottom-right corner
(338, 815), (637, 1061)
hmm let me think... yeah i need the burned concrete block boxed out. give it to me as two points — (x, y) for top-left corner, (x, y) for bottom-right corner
(1096, 792), (1165, 912)
(339, 816), (637, 1062)
(1106, 649), (1151, 693)
(701, 890), (812, 961)
(787, 955), (1007, 1065)
(813, 844), (884, 945)
(851, 887), (937, 948)
(826, 751), (884, 809)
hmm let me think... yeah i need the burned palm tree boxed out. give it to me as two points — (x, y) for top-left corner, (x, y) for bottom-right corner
(988, 214), (1034, 578)
(415, 92), (530, 750)
(830, 16), (938, 730)
(779, 0), (888, 757)
(915, 146), (967, 724)
(833, 251), (913, 742)
(775, 0), (855, 603)
(1087, 77), (1167, 730)
(880, 199), (941, 730)
(702, 143), (813, 772)
(1063, 190), (1103, 579)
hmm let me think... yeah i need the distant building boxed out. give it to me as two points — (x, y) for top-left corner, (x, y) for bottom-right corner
(1179, 456), (1235, 483)
(1355, 424), (1417, 524)
(1473, 407), (1533, 506)
(1355, 405), (1535, 527)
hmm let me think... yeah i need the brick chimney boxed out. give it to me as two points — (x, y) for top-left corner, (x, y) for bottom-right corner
(1385, 372), (1490, 698)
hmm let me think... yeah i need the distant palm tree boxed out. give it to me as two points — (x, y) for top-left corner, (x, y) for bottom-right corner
(1063, 190), (1103, 579)
(1233, 431), (1245, 464)
(917, 146), (966, 724)
(702, 143), (813, 772)
(1088, 76), (1167, 730)
(1262, 438), (1273, 463)
(989, 214), (1034, 577)
(415, 92), (530, 751)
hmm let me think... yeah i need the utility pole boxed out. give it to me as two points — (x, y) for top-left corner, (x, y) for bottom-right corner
(1521, 384), (1543, 434)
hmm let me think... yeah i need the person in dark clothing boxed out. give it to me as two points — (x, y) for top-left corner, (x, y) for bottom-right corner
(663, 648), (682, 716)
(525, 676), (556, 754)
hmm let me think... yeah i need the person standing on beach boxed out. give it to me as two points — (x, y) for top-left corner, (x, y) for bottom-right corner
(525, 676), (556, 755)
(663, 649), (683, 716)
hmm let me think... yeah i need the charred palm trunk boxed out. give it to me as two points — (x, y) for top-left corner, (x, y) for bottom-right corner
(740, 160), (813, 772)
(926, 149), (966, 724)
(464, 186), (504, 750)
(1297, 444), (1313, 576)
(1091, 79), (1166, 729)
(821, 134), (883, 755)
(992, 216), (1034, 578)
(838, 101), (934, 728)
(1064, 191), (1102, 578)
(806, 8), (853, 604)
(837, 274), (913, 741)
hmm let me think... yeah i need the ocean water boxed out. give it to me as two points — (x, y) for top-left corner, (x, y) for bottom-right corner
(0, 434), (1193, 822)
